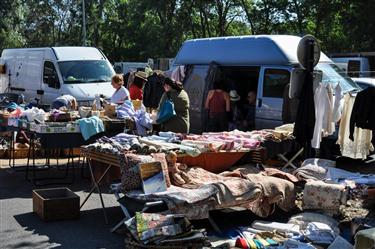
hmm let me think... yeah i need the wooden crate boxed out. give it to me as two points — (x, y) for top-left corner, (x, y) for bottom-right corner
(32, 188), (80, 221)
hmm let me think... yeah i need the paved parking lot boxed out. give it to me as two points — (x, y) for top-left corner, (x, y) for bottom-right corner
(0, 159), (124, 249)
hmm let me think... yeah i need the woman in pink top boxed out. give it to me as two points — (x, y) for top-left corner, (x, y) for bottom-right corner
(205, 79), (230, 131)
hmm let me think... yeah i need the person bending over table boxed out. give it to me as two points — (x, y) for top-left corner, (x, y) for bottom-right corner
(52, 94), (77, 110)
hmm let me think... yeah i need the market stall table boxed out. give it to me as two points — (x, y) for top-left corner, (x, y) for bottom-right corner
(26, 131), (87, 185)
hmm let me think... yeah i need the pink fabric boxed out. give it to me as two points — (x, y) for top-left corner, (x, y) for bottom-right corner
(183, 133), (261, 150)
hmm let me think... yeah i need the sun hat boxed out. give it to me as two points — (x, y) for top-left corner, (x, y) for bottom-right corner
(229, 90), (241, 101)
(135, 71), (148, 81)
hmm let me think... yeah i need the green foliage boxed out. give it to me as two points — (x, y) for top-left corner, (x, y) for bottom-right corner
(0, 0), (374, 61)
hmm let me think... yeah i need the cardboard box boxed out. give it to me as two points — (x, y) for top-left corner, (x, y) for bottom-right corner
(30, 123), (68, 133)
(66, 122), (80, 133)
(32, 188), (80, 221)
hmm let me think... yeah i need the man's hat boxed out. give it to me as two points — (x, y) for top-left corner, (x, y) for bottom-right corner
(135, 71), (148, 81)
(229, 90), (241, 101)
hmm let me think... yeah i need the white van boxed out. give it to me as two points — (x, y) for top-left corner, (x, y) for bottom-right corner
(0, 47), (115, 105)
(172, 35), (359, 133)
(330, 56), (370, 78)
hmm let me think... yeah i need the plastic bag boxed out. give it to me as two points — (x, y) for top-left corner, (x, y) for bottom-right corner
(156, 97), (176, 124)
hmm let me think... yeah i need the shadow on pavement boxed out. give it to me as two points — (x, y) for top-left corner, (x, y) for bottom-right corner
(11, 207), (124, 249)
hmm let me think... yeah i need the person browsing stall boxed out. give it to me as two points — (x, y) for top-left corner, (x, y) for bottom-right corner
(205, 79), (231, 132)
(52, 94), (77, 110)
(157, 77), (190, 133)
(129, 71), (148, 100)
(228, 90), (242, 130)
(243, 90), (257, 130)
(110, 74), (129, 105)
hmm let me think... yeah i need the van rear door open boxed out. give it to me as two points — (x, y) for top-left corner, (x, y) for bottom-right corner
(256, 66), (290, 129)
(183, 65), (210, 134)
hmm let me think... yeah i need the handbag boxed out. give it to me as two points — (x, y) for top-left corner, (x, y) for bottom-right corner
(156, 96), (176, 124)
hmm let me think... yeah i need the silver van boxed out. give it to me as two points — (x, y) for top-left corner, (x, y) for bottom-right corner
(172, 35), (359, 133)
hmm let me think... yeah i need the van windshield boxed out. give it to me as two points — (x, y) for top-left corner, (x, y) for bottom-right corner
(315, 63), (360, 92)
(58, 60), (113, 84)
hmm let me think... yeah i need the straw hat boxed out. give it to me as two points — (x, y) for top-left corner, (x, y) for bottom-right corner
(135, 71), (148, 81)
(229, 90), (241, 101)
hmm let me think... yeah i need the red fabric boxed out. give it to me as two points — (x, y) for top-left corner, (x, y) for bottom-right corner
(129, 84), (143, 100)
(236, 238), (249, 249)
(178, 152), (246, 173)
(209, 90), (226, 115)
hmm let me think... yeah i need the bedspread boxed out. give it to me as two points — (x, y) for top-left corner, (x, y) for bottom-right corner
(222, 167), (296, 217)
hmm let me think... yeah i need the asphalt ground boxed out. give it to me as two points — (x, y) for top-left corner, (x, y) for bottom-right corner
(0, 158), (124, 249)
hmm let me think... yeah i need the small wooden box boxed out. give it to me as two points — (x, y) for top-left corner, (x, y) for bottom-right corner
(32, 188), (80, 221)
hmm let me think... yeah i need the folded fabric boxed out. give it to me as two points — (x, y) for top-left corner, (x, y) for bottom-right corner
(293, 158), (336, 181)
(303, 222), (336, 244)
(282, 239), (316, 249)
(288, 212), (340, 235)
(77, 116), (105, 140)
(251, 221), (301, 235)
(303, 180), (347, 211)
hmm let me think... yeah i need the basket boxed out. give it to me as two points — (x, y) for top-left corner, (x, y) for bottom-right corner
(63, 148), (81, 157)
(12, 143), (36, 159)
(104, 104), (116, 118)
(0, 148), (7, 158)
(13, 147), (30, 159)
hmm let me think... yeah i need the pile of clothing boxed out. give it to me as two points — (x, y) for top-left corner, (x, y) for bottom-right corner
(115, 100), (152, 136)
(230, 212), (351, 249)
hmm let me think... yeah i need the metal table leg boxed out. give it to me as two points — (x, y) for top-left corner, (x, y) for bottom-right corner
(80, 158), (112, 224)
(280, 148), (304, 171)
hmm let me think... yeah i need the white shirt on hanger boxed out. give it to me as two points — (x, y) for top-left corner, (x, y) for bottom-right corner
(311, 83), (334, 149)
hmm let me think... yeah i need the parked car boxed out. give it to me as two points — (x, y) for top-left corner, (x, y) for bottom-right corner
(351, 77), (375, 90)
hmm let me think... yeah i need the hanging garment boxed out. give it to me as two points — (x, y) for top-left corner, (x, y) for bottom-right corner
(349, 87), (375, 140)
(337, 94), (373, 159)
(332, 84), (342, 123)
(293, 78), (315, 144)
(311, 84), (334, 149)
(143, 73), (165, 108)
